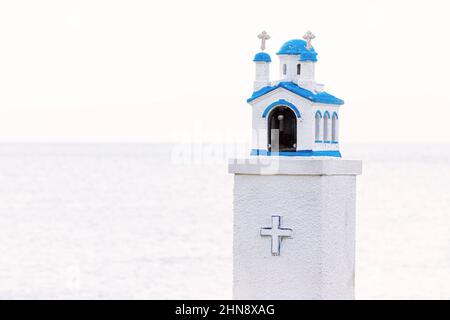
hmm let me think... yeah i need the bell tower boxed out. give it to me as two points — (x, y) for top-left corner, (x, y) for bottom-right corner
(297, 31), (318, 91)
(253, 31), (272, 91)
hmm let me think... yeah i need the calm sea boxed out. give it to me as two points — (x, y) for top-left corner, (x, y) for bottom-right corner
(0, 143), (449, 299)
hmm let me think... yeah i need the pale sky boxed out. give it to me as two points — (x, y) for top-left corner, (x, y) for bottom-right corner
(1, 0), (450, 143)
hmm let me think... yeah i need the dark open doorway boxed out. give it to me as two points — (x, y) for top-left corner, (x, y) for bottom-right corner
(268, 106), (297, 152)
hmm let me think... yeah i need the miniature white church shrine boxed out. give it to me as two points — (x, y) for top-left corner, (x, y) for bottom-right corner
(229, 31), (362, 300)
(249, 31), (343, 157)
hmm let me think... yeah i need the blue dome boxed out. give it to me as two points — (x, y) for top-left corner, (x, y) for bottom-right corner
(253, 52), (271, 63)
(277, 39), (318, 61)
(299, 50), (318, 62)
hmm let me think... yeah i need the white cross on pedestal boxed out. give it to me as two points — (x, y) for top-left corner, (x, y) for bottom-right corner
(257, 30), (270, 51)
(260, 216), (293, 256)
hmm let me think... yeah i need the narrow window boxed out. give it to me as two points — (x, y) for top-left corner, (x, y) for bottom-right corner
(315, 111), (322, 141)
(297, 64), (301, 75)
(332, 113), (338, 142)
(283, 64), (287, 75)
(323, 112), (330, 142)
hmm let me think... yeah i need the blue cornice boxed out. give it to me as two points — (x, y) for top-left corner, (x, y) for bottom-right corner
(251, 149), (341, 158)
(262, 99), (301, 118)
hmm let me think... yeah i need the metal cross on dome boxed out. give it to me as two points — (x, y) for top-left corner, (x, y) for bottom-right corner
(303, 30), (316, 50)
(257, 30), (270, 51)
(260, 215), (293, 256)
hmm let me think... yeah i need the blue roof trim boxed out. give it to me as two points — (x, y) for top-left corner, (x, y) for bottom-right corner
(247, 82), (344, 105)
(253, 52), (271, 63)
(262, 99), (301, 118)
(251, 149), (341, 158)
(247, 86), (278, 103)
(299, 50), (318, 62)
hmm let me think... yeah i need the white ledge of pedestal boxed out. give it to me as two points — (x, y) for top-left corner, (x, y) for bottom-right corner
(228, 158), (362, 176)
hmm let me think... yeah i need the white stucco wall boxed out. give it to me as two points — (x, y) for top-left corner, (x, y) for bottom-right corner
(229, 158), (362, 300)
(297, 61), (316, 91)
(278, 55), (316, 86)
(279, 55), (302, 82)
(298, 61), (315, 82)
(254, 62), (270, 91)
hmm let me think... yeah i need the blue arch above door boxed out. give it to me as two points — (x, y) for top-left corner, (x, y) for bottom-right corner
(262, 99), (301, 118)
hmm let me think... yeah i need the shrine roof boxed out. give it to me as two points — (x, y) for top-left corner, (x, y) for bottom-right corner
(247, 81), (344, 105)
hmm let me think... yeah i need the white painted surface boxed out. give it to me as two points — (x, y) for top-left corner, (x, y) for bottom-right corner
(278, 55), (302, 82)
(229, 158), (361, 175)
(297, 61), (316, 91)
(230, 158), (361, 300)
(254, 62), (270, 91)
(276, 55), (316, 87)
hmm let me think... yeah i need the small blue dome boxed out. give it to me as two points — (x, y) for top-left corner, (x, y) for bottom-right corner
(277, 39), (318, 61)
(253, 52), (271, 63)
(299, 50), (318, 62)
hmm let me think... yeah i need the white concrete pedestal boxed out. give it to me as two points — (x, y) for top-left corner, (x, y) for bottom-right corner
(228, 158), (362, 300)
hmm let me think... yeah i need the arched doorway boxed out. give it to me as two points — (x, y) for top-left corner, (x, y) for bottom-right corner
(267, 106), (297, 152)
